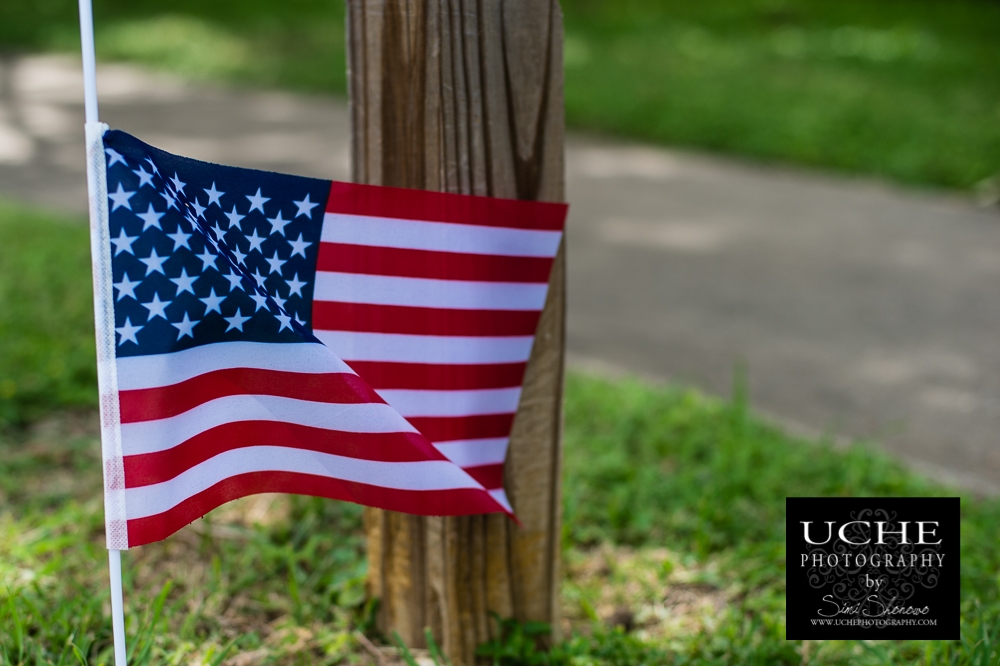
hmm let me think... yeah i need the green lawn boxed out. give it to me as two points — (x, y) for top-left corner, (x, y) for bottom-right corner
(563, 0), (1000, 190)
(0, 201), (97, 429)
(2, 0), (999, 189)
(2, 201), (999, 664)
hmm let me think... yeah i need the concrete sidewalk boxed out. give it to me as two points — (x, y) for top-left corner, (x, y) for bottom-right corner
(2, 55), (998, 493)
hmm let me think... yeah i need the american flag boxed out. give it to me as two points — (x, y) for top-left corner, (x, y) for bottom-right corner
(100, 130), (566, 548)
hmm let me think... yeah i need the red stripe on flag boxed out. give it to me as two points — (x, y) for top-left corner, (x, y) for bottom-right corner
(119, 369), (383, 423)
(312, 301), (543, 337)
(345, 361), (527, 390)
(122, 421), (445, 488)
(325, 181), (567, 231)
(463, 463), (504, 490)
(126, 471), (508, 547)
(316, 242), (554, 283)
(407, 413), (515, 443)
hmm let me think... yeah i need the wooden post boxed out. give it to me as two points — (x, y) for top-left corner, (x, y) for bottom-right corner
(346, 1), (565, 663)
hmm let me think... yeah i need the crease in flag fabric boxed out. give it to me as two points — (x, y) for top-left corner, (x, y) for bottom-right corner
(94, 128), (567, 548)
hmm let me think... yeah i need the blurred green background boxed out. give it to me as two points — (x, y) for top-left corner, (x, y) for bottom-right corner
(2, 0), (999, 189)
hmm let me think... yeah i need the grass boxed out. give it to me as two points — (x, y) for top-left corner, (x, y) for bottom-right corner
(562, 0), (1000, 190)
(0, 200), (96, 428)
(558, 374), (1000, 665)
(0, 0), (348, 97)
(2, 0), (999, 189)
(2, 200), (1000, 664)
(1, 418), (372, 665)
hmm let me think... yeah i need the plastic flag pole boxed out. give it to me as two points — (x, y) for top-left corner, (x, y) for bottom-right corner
(77, 0), (98, 125)
(108, 550), (127, 665)
(78, 0), (128, 663)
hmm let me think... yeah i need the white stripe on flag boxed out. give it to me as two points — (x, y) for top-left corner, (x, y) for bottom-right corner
(488, 488), (513, 514)
(322, 213), (563, 258)
(313, 330), (535, 364)
(117, 341), (354, 391)
(123, 446), (482, 519)
(433, 438), (509, 467)
(376, 387), (522, 418)
(120, 396), (417, 456)
(313, 272), (549, 311)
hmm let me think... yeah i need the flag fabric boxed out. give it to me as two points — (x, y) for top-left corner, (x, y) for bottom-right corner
(97, 129), (567, 548)
(312, 183), (566, 501)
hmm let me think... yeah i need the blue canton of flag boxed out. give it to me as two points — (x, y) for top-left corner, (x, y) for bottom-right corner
(103, 130), (329, 356)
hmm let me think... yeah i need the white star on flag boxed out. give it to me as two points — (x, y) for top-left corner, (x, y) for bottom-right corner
(160, 190), (178, 210)
(286, 273), (305, 297)
(108, 183), (135, 211)
(249, 292), (269, 312)
(167, 227), (192, 251)
(137, 204), (165, 231)
(194, 247), (217, 270)
(140, 250), (168, 276)
(105, 147), (127, 167)
(267, 211), (291, 236)
(275, 311), (293, 332)
(113, 274), (140, 300)
(225, 206), (245, 227)
(265, 250), (285, 275)
(204, 182), (224, 207)
(251, 268), (267, 288)
(231, 245), (248, 266)
(222, 270), (244, 292)
(132, 165), (155, 189)
(191, 198), (207, 219)
(172, 313), (199, 339)
(199, 288), (225, 314)
(246, 188), (269, 214)
(288, 233), (311, 258)
(224, 309), (251, 332)
(171, 268), (198, 295)
(246, 229), (266, 253)
(111, 229), (138, 256)
(292, 193), (319, 219)
(115, 317), (142, 345)
(169, 173), (186, 194)
(141, 294), (171, 321)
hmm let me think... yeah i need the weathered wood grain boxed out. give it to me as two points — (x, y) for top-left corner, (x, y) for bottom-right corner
(347, 2), (565, 663)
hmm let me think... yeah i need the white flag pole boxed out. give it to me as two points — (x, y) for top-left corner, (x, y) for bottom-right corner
(78, 0), (98, 125)
(77, 0), (128, 664)
(108, 550), (128, 665)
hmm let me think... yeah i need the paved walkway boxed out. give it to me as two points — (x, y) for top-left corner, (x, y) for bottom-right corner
(2, 55), (998, 493)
